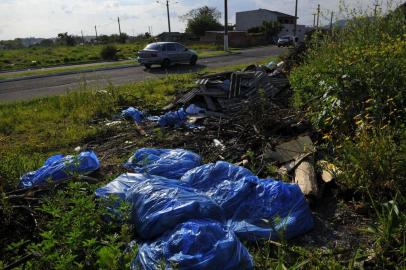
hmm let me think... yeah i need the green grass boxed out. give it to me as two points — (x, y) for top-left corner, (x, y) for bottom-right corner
(0, 49), (240, 81)
(0, 42), (228, 72)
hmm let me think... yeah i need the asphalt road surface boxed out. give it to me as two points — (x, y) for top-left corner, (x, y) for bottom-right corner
(0, 46), (287, 102)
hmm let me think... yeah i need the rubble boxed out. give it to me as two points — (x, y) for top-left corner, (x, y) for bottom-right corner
(317, 160), (341, 183)
(165, 63), (289, 115)
(294, 159), (319, 197)
(264, 136), (315, 164)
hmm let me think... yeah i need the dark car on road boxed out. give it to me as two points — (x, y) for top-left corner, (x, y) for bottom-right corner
(137, 42), (198, 68)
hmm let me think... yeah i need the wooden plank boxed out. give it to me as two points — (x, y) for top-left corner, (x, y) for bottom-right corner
(176, 88), (201, 104)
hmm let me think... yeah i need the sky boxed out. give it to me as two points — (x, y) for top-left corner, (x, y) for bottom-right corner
(0, 0), (396, 40)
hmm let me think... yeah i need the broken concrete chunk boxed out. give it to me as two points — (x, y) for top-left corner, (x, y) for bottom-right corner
(294, 160), (319, 197)
(317, 160), (341, 183)
(265, 136), (315, 163)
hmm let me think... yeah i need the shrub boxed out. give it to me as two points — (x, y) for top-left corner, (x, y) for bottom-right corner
(290, 9), (406, 139)
(335, 127), (406, 196)
(289, 5), (406, 195)
(100, 45), (118, 60)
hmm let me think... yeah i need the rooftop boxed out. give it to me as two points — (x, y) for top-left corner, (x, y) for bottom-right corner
(237, 8), (297, 18)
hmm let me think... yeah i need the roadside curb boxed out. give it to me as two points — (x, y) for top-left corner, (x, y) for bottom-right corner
(0, 52), (242, 83)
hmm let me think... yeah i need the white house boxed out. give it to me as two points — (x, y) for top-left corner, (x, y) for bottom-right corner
(236, 9), (307, 41)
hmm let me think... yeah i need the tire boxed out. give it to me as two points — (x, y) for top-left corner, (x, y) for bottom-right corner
(144, 64), (151, 69)
(190, 55), (198, 66)
(161, 59), (170, 68)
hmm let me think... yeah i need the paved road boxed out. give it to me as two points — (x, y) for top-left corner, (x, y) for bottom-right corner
(0, 46), (286, 102)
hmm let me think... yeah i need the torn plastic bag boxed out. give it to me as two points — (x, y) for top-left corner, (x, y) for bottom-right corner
(132, 220), (253, 270)
(181, 161), (314, 241)
(95, 173), (150, 200)
(122, 107), (143, 124)
(125, 176), (224, 240)
(158, 108), (188, 128)
(19, 151), (99, 189)
(124, 148), (202, 180)
(185, 104), (206, 115)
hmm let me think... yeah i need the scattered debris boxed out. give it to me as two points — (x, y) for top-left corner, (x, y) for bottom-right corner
(105, 120), (122, 127)
(213, 139), (226, 151)
(294, 159), (319, 197)
(317, 160), (341, 183)
(265, 136), (315, 164)
(122, 107), (143, 124)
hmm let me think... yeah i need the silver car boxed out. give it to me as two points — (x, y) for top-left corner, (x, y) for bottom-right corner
(137, 42), (198, 68)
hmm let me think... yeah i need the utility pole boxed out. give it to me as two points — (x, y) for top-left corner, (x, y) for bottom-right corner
(316, 4), (320, 29)
(118, 17), (122, 35)
(94, 25), (98, 40)
(81, 30), (85, 44)
(224, 0), (229, 51)
(374, 3), (380, 16)
(330, 11), (334, 32)
(313, 13), (316, 27)
(294, 0), (298, 37)
(166, 0), (171, 33)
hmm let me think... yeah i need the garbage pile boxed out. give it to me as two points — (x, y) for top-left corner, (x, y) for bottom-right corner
(96, 148), (314, 270)
(164, 62), (290, 115)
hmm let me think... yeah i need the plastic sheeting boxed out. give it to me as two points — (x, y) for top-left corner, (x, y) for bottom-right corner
(19, 151), (100, 189)
(125, 175), (224, 240)
(96, 148), (314, 269)
(181, 161), (314, 241)
(133, 220), (253, 270)
(95, 173), (150, 200)
(158, 108), (188, 128)
(185, 104), (206, 115)
(124, 148), (202, 180)
(122, 107), (143, 124)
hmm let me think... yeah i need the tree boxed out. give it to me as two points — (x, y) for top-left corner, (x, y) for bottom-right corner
(261, 21), (283, 41)
(57, 32), (76, 46)
(181, 6), (223, 36)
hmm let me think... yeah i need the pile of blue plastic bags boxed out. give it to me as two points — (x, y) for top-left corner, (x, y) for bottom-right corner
(96, 148), (314, 270)
(20, 147), (313, 269)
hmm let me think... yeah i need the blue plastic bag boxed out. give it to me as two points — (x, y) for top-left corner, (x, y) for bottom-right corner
(158, 108), (188, 128)
(125, 176), (224, 240)
(227, 178), (314, 241)
(95, 173), (150, 200)
(124, 148), (202, 180)
(122, 107), (143, 124)
(133, 220), (253, 270)
(19, 151), (100, 189)
(181, 161), (314, 241)
(185, 104), (206, 115)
